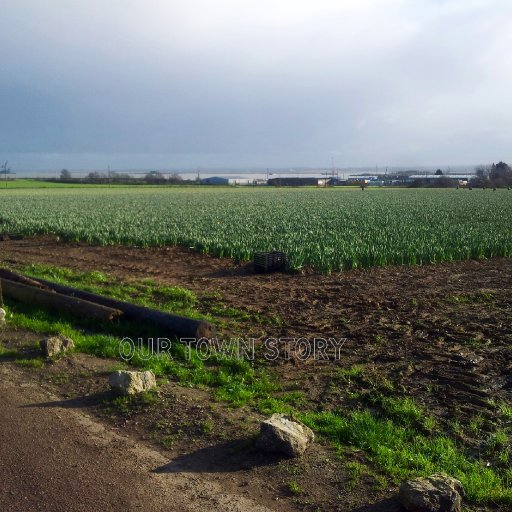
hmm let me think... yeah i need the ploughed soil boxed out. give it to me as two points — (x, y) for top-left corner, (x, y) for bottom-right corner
(1, 236), (511, 511)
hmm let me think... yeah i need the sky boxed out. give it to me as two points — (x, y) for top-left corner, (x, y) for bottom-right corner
(1, 0), (511, 171)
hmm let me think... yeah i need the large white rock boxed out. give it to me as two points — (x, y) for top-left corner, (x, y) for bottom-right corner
(40, 335), (75, 357)
(399, 474), (465, 512)
(108, 370), (157, 395)
(256, 414), (314, 457)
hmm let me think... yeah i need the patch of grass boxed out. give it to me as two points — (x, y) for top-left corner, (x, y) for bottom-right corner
(469, 415), (485, 435)
(4, 298), (278, 408)
(374, 335), (390, 345)
(449, 419), (463, 436)
(0, 340), (45, 367)
(0, 343), (19, 358)
(0, 179), (110, 189)
(421, 415), (438, 433)
(19, 263), (200, 317)
(199, 419), (214, 434)
(345, 461), (367, 490)
(17, 262), (279, 328)
(106, 391), (159, 415)
(476, 291), (497, 302)
(257, 391), (307, 415)
(14, 358), (44, 368)
(447, 291), (496, 305)
(154, 285), (197, 307)
(447, 294), (473, 304)
(498, 451), (510, 465)
(161, 434), (181, 449)
(300, 409), (512, 504)
(462, 337), (491, 347)
(363, 370), (395, 393)
(498, 402), (512, 421)
(266, 312), (284, 326)
(373, 395), (436, 433)
(379, 396), (422, 426)
(338, 365), (365, 383)
(487, 430), (509, 452)
(287, 480), (303, 496)
(257, 397), (294, 415)
(208, 303), (251, 321)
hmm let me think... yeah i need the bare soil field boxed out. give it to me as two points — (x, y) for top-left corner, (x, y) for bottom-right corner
(1, 236), (511, 511)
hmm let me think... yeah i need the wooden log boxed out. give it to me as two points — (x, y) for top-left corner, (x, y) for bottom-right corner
(0, 269), (51, 290)
(0, 278), (123, 323)
(30, 277), (216, 340)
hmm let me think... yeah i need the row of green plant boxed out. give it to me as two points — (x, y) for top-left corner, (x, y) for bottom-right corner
(1, 187), (511, 272)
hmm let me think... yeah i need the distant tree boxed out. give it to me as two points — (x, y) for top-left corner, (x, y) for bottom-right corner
(470, 165), (491, 188)
(86, 171), (106, 182)
(435, 169), (443, 175)
(409, 176), (457, 188)
(489, 161), (512, 188)
(111, 172), (134, 184)
(410, 178), (426, 188)
(144, 171), (167, 184)
(60, 169), (72, 180)
(436, 176), (458, 188)
(168, 172), (182, 184)
(471, 162), (511, 188)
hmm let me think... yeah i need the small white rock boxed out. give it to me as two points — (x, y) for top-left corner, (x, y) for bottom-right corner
(399, 473), (465, 512)
(108, 370), (157, 395)
(41, 335), (75, 357)
(0, 308), (5, 323)
(256, 414), (314, 457)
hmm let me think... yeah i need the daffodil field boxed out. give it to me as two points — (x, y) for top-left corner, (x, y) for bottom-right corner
(1, 187), (511, 273)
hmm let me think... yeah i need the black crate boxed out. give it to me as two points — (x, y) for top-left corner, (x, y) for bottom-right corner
(253, 251), (286, 273)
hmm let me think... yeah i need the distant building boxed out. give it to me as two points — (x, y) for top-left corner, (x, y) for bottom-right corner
(200, 176), (263, 186)
(227, 178), (256, 186)
(200, 176), (229, 185)
(346, 178), (370, 186)
(268, 177), (319, 186)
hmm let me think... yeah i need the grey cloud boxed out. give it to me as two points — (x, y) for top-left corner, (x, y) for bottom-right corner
(1, 0), (511, 169)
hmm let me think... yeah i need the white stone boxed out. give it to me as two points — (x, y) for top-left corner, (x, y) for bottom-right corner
(41, 335), (75, 357)
(108, 370), (157, 395)
(399, 473), (465, 512)
(256, 414), (314, 457)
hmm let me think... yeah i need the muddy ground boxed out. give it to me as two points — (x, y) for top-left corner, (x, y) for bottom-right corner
(0, 236), (511, 511)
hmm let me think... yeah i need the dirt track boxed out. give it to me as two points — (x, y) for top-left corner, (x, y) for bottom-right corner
(0, 363), (285, 512)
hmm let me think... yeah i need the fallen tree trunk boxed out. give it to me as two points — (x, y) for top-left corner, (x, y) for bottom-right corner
(0, 278), (123, 323)
(0, 269), (51, 290)
(29, 276), (216, 340)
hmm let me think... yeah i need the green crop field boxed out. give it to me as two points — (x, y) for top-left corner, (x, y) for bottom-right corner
(0, 179), (98, 189)
(0, 186), (511, 273)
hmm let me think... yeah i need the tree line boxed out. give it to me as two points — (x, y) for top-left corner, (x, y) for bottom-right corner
(59, 169), (189, 185)
(409, 161), (512, 188)
(471, 161), (512, 188)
